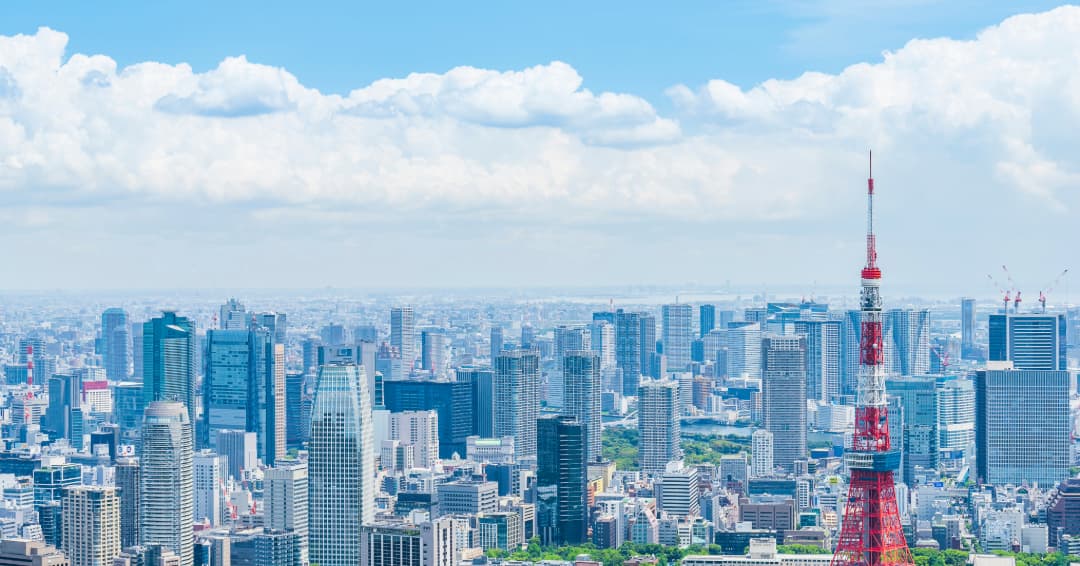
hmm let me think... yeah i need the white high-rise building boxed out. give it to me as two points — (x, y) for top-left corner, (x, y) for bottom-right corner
(656, 464), (700, 519)
(494, 350), (540, 463)
(662, 304), (693, 371)
(62, 486), (121, 566)
(637, 379), (681, 476)
(751, 429), (774, 478)
(562, 351), (601, 464)
(140, 401), (194, 566)
(590, 321), (616, 370)
(887, 309), (931, 376)
(265, 462), (308, 565)
(726, 323), (762, 379)
(193, 451), (224, 527)
(762, 335), (807, 473)
(794, 319), (842, 402)
(308, 363), (374, 566)
(389, 410), (439, 469)
(937, 378), (975, 472)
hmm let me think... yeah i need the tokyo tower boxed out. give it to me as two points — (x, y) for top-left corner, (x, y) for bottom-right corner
(831, 154), (914, 566)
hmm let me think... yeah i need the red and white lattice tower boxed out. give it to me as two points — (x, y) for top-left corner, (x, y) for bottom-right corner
(831, 154), (913, 566)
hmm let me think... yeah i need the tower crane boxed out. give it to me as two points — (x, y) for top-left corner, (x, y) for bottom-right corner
(1002, 265), (1021, 313)
(1038, 269), (1069, 313)
(986, 273), (1010, 313)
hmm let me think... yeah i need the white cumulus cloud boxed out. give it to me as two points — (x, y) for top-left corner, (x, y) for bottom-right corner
(1, 8), (1079, 290)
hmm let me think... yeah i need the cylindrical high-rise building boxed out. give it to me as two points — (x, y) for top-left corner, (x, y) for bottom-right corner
(140, 401), (193, 566)
(308, 364), (373, 566)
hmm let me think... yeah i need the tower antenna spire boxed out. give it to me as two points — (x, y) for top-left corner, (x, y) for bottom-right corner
(832, 152), (913, 566)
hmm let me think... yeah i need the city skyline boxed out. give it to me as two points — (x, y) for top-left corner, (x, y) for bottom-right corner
(0, 5), (1079, 291)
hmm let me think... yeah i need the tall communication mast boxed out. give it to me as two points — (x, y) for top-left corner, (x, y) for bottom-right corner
(831, 153), (913, 566)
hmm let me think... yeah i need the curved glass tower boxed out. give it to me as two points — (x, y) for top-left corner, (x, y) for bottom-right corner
(308, 364), (373, 566)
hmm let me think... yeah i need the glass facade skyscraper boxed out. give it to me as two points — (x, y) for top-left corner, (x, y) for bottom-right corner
(886, 376), (939, 484)
(537, 415), (587, 546)
(101, 307), (130, 381)
(975, 368), (1070, 486)
(143, 311), (196, 426)
(988, 313), (1067, 370)
(308, 363), (374, 566)
(203, 327), (286, 464)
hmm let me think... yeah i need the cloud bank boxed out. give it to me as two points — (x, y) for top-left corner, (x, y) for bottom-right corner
(1, 7), (1079, 289)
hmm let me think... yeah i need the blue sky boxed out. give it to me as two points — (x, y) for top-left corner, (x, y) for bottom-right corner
(0, 2), (1077, 295)
(3, 1), (1061, 100)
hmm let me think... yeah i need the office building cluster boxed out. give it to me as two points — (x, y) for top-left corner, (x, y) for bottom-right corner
(0, 287), (1072, 566)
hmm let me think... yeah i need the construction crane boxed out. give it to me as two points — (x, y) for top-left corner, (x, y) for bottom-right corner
(930, 344), (951, 371)
(1038, 269), (1070, 313)
(1002, 265), (1022, 313)
(987, 273), (1010, 313)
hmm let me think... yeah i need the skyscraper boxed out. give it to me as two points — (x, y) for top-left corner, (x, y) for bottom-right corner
(887, 309), (930, 376)
(62, 486), (120, 566)
(975, 368), (1070, 486)
(562, 351), (601, 463)
(193, 451), (225, 526)
(637, 379), (681, 476)
(383, 378), (472, 459)
(308, 363), (374, 566)
(551, 326), (590, 409)
(43, 373), (81, 443)
(662, 304), (693, 370)
(751, 429), (774, 478)
(102, 308), (131, 381)
(794, 319), (842, 402)
(494, 350), (540, 463)
(115, 457), (140, 549)
(639, 314), (657, 378)
(988, 313), (1067, 370)
(761, 335), (806, 473)
(217, 429), (257, 481)
(219, 298), (249, 330)
(726, 322), (762, 379)
(265, 462), (308, 565)
(537, 416), (587, 546)
(459, 366), (496, 438)
(203, 327), (286, 464)
(490, 326), (504, 357)
(360, 519), (456, 566)
(391, 306), (416, 378)
(886, 376), (939, 485)
(389, 410), (440, 468)
(589, 321), (616, 370)
(421, 330), (449, 376)
(615, 310), (644, 396)
(700, 304), (717, 338)
(936, 378), (975, 473)
(140, 401), (194, 566)
(961, 298), (976, 358)
(143, 312), (196, 426)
